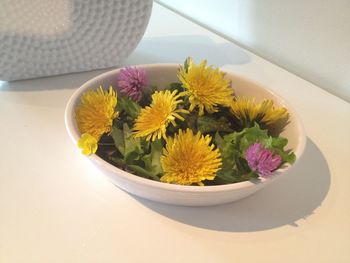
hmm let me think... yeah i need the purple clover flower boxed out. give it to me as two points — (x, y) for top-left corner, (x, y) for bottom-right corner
(117, 67), (147, 102)
(245, 143), (282, 177)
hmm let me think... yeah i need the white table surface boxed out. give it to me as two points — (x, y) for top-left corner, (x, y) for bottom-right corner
(1, 3), (350, 263)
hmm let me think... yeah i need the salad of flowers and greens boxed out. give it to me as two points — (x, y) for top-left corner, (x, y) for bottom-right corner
(75, 57), (295, 186)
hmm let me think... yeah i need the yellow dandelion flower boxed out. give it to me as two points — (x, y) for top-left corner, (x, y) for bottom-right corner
(78, 133), (98, 155)
(258, 100), (288, 126)
(160, 129), (222, 186)
(76, 86), (118, 139)
(230, 97), (288, 130)
(133, 90), (188, 141)
(178, 57), (234, 116)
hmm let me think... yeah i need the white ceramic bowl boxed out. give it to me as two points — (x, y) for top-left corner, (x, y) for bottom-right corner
(65, 64), (306, 206)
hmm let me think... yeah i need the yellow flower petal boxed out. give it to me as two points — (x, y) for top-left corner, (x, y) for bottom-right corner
(76, 86), (118, 139)
(160, 129), (221, 186)
(78, 133), (98, 155)
(178, 57), (234, 115)
(133, 90), (188, 141)
(259, 100), (288, 126)
(230, 97), (289, 130)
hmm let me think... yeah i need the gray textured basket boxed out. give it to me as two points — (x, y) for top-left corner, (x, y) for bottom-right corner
(0, 0), (153, 81)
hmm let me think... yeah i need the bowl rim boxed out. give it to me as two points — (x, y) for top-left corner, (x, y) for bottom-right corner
(65, 63), (306, 193)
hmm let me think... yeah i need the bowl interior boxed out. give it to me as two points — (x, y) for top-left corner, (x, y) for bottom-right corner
(65, 64), (306, 191)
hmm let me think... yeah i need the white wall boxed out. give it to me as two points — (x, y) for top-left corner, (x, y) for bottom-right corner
(157, 0), (350, 102)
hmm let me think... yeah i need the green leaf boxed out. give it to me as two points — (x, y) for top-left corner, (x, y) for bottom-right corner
(180, 112), (197, 132)
(148, 85), (158, 94)
(184, 57), (191, 72)
(214, 132), (225, 149)
(117, 96), (141, 120)
(111, 124), (145, 165)
(150, 140), (163, 174)
(238, 123), (269, 152)
(273, 149), (296, 164)
(168, 82), (184, 93)
(215, 134), (242, 181)
(286, 152), (296, 164)
(111, 126), (125, 155)
(125, 151), (141, 164)
(127, 165), (160, 181)
(214, 123), (296, 183)
(142, 139), (163, 176)
(271, 137), (288, 149)
(108, 156), (126, 168)
(235, 156), (251, 174)
(123, 123), (143, 158)
(216, 169), (239, 184)
(269, 136), (295, 164)
(140, 138), (150, 153)
(139, 85), (158, 107)
(142, 154), (152, 170)
(197, 115), (233, 133)
(261, 137), (273, 148)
